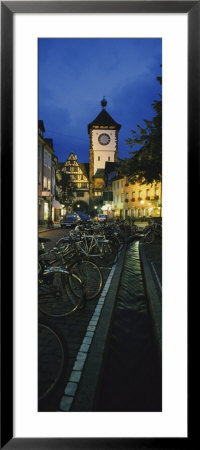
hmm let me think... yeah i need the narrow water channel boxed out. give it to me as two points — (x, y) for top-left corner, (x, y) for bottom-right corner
(95, 240), (162, 412)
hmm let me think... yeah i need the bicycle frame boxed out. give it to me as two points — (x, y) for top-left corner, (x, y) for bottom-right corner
(75, 234), (110, 258)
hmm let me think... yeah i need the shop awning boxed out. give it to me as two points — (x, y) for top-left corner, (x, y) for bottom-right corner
(52, 199), (61, 209)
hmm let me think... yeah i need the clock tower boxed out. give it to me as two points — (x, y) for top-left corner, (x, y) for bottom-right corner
(88, 98), (121, 202)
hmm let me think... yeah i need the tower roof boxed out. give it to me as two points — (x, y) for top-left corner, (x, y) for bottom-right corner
(88, 108), (121, 134)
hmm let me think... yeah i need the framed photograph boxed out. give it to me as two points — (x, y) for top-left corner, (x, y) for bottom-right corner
(1, 0), (197, 448)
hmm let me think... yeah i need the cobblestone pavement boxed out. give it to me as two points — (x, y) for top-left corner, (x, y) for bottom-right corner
(38, 227), (116, 411)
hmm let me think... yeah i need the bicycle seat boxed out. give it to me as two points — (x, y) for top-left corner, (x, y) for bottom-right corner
(38, 237), (51, 243)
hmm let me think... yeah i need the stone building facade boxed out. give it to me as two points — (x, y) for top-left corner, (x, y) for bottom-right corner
(88, 98), (121, 211)
(112, 176), (162, 219)
(38, 120), (59, 224)
(59, 152), (89, 212)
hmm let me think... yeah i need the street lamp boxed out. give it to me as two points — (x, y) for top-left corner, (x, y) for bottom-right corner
(140, 200), (145, 218)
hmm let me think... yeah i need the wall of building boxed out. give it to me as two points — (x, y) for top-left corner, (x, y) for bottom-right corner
(112, 177), (162, 219)
(91, 129), (117, 175)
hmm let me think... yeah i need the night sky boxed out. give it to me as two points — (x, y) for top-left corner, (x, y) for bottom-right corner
(38, 38), (162, 163)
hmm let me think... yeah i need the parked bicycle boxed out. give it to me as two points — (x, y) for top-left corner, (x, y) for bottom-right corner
(39, 237), (85, 317)
(38, 316), (69, 406)
(143, 221), (162, 244)
(39, 237), (103, 317)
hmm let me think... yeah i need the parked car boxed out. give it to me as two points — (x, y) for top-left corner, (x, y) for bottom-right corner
(78, 212), (91, 223)
(97, 214), (107, 223)
(60, 213), (81, 228)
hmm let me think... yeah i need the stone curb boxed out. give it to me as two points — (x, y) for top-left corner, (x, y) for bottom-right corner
(139, 241), (162, 361)
(70, 243), (128, 412)
(38, 226), (61, 233)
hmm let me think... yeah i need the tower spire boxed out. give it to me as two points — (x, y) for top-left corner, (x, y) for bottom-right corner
(101, 96), (107, 109)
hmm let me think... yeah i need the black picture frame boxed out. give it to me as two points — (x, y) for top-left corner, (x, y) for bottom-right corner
(1, 1), (197, 449)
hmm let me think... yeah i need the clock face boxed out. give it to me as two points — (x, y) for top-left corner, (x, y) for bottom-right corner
(98, 133), (110, 145)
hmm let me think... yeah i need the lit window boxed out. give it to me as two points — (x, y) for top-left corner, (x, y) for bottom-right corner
(43, 176), (47, 189)
(44, 202), (48, 220)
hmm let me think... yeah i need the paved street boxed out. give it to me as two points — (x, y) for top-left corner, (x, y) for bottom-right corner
(38, 226), (71, 248)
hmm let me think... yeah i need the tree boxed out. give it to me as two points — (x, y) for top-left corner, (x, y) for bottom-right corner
(56, 171), (75, 208)
(119, 76), (162, 185)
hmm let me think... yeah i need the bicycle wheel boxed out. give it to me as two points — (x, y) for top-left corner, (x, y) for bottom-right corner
(101, 242), (118, 266)
(38, 270), (83, 317)
(56, 236), (70, 249)
(38, 319), (66, 402)
(69, 259), (103, 300)
(143, 231), (155, 244)
(109, 235), (121, 251)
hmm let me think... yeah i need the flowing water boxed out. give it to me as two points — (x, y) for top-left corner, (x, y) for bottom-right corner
(95, 240), (162, 412)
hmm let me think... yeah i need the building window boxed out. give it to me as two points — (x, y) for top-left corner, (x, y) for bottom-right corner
(98, 156), (101, 161)
(108, 156), (110, 161)
(44, 149), (51, 168)
(43, 176), (47, 190)
(47, 178), (51, 191)
(132, 191), (135, 199)
(121, 193), (124, 202)
(131, 209), (136, 217)
(121, 181), (123, 188)
(44, 202), (49, 220)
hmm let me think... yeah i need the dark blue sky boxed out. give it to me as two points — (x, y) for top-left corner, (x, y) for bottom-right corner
(39, 38), (162, 163)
